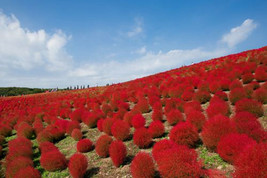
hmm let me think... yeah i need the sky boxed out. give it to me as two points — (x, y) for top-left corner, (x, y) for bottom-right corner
(0, 0), (267, 88)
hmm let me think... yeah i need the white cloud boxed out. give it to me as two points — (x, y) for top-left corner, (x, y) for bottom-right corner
(127, 17), (143, 37)
(0, 12), (72, 72)
(221, 19), (257, 48)
(135, 46), (147, 54)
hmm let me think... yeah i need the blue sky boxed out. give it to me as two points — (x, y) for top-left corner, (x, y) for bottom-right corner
(0, 0), (267, 88)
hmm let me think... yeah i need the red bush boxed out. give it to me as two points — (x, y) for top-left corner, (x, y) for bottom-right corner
(77, 139), (93, 153)
(14, 166), (41, 178)
(66, 121), (81, 135)
(193, 90), (211, 104)
(232, 112), (266, 142)
(71, 128), (83, 141)
(102, 118), (115, 136)
(186, 110), (206, 131)
(166, 109), (184, 125)
(0, 124), (12, 137)
(242, 73), (254, 84)
(217, 133), (256, 164)
(33, 118), (44, 135)
(229, 87), (248, 104)
(68, 153), (88, 178)
(229, 79), (243, 90)
(148, 121), (165, 138)
(201, 114), (236, 151)
(131, 114), (146, 129)
(95, 134), (113, 157)
(184, 101), (202, 114)
(5, 156), (34, 178)
(97, 118), (104, 132)
(233, 143), (267, 178)
(214, 91), (228, 101)
(170, 122), (199, 147)
(109, 141), (127, 167)
(70, 109), (84, 122)
(130, 152), (155, 178)
(111, 120), (130, 141)
(40, 150), (67, 171)
(39, 141), (58, 154)
(152, 139), (177, 161)
(252, 87), (267, 104)
(17, 122), (34, 139)
(207, 100), (230, 118)
(181, 91), (194, 101)
(209, 81), (222, 94)
(133, 128), (152, 148)
(235, 98), (264, 117)
(135, 98), (150, 113)
(152, 109), (163, 121)
(36, 130), (53, 144)
(157, 146), (203, 178)
(254, 66), (267, 82)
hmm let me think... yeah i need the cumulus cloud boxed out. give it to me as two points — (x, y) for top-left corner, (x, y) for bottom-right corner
(0, 12), (72, 72)
(127, 17), (143, 37)
(221, 19), (257, 48)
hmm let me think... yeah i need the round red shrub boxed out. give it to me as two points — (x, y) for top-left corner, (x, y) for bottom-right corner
(135, 98), (150, 113)
(252, 87), (267, 104)
(152, 109), (163, 121)
(71, 128), (83, 141)
(214, 91), (228, 101)
(233, 143), (267, 178)
(157, 146), (203, 178)
(181, 91), (194, 101)
(131, 114), (146, 129)
(77, 139), (93, 153)
(14, 166), (41, 178)
(235, 98), (264, 117)
(217, 133), (256, 164)
(70, 109), (83, 122)
(184, 101), (202, 114)
(66, 121), (81, 135)
(201, 114), (236, 151)
(209, 82), (222, 94)
(130, 152), (155, 178)
(229, 79), (243, 90)
(242, 73), (254, 84)
(186, 110), (206, 132)
(68, 153), (88, 178)
(152, 139), (177, 161)
(95, 134), (113, 157)
(111, 120), (130, 141)
(40, 150), (67, 171)
(170, 122), (199, 147)
(166, 109), (184, 125)
(39, 141), (58, 154)
(148, 121), (165, 138)
(109, 141), (127, 167)
(102, 118), (115, 136)
(0, 124), (12, 137)
(193, 90), (211, 104)
(36, 130), (53, 144)
(133, 128), (152, 148)
(97, 118), (104, 132)
(255, 67), (267, 82)
(229, 87), (248, 104)
(5, 156), (34, 178)
(207, 100), (230, 118)
(17, 122), (34, 139)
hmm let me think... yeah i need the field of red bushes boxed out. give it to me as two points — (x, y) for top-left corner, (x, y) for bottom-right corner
(0, 46), (266, 178)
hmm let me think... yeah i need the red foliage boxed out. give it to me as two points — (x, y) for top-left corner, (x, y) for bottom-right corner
(235, 98), (264, 117)
(16, 122), (34, 139)
(135, 98), (150, 113)
(157, 146), (204, 178)
(252, 87), (267, 104)
(111, 120), (130, 141)
(217, 133), (256, 164)
(242, 73), (254, 84)
(186, 110), (206, 131)
(14, 166), (41, 178)
(229, 79), (243, 90)
(209, 81), (222, 94)
(0, 123), (12, 137)
(102, 118), (115, 136)
(109, 141), (127, 167)
(68, 153), (88, 178)
(130, 152), (155, 178)
(5, 156), (34, 178)
(71, 128), (83, 141)
(151, 108), (163, 121)
(170, 122), (199, 147)
(193, 90), (211, 104)
(70, 108), (84, 122)
(184, 101), (202, 114)
(133, 128), (152, 148)
(40, 150), (67, 171)
(33, 118), (44, 135)
(181, 90), (194, 101)
(131, 114), (146, 129)
(97, 118), (104, 132)
(166, 109), (184, 125)
(254, 66), (267, 82)
(66, 121), (81, 135)
(229, 87), (248, 104)
(95, 134), (113, 157)
(233, 143), (267, 178)
(39, 141), (58, 154)
(152, 139), (177, 161)
(201, 114), (236, 151)
(207, 100), (230, 118)
(77, 139), (93, 153)
(148, 121), (165, 138)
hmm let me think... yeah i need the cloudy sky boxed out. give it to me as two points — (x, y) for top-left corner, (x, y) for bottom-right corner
(0, 0), (267, 88)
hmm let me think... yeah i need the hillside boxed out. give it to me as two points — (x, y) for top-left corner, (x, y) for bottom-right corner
(0, 46), (266, 177)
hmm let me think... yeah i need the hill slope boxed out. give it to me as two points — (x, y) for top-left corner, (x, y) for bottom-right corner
(0, 46), (266, 177)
